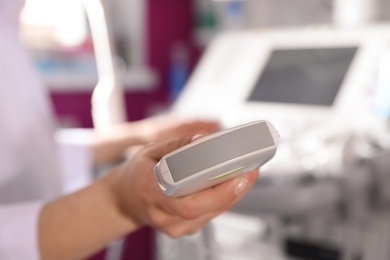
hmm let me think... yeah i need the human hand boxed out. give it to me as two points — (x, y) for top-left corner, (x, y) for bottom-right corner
(118, 114), (221, 144)
(92, 114), (220, 166)
(39, 134), (257, 260)
(107, 135), (259, 237)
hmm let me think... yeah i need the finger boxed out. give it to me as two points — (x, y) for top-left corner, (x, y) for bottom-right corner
(181, 120), (220, 134)
(146, 207), (183, 228)
(155, 170), (258, 217)
(167, 169), (259, 220)
(209, 172), (259, 213)
(191, 134), (207, 142)
(142, 136), (194, 161)
(161, 210), (218, 238)
(125, 145), (144, 159)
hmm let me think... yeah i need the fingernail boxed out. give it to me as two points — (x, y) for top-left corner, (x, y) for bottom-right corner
(234, 177), (249, 196)
(191, 134), (205, 142)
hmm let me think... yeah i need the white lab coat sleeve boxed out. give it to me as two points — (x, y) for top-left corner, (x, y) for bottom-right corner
(55, 128), (95, 194)
(0, 202), (43, 260)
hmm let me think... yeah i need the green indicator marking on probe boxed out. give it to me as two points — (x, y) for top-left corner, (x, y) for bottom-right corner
(209, 166), (245, 181)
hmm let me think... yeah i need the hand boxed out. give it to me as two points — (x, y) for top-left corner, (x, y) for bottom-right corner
(92, 114), (220, 166)
(116, 114), (221, 144)
(38, 135), (258, 260)
(107, 135), (259, 237)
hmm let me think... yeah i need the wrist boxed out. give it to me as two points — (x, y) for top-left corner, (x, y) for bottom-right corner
(98, 166), (144, 231)
(38, 172), (140, 260)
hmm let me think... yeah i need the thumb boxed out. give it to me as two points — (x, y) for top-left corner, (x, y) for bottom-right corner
(142, 135), (194, 161)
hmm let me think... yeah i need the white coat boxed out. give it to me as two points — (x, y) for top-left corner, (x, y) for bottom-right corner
(0, 1), (94, 259)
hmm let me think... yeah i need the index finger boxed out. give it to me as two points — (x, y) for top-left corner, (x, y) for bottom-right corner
(167, 169), (259, 220)
(141, 135), (194, 161)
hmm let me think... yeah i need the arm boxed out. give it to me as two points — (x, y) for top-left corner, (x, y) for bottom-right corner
(38, 168), (134, 260)
(39, 135), (258, 260)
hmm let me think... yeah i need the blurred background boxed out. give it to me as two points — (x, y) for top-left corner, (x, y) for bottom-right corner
(19, 0), (390, 259)
(19, 0), (390, 126)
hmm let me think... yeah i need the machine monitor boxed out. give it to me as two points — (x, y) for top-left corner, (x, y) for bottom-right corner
(248, 47), (358, 107)
(172, 26), (390, 134)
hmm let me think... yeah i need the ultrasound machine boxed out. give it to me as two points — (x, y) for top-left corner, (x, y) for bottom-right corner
(157, 25), (390, 260)
(173, 25), (390, 176)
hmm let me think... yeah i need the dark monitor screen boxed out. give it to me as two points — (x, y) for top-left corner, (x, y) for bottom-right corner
(248, 47), (358, 106)
(166, 122), (274, 183)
